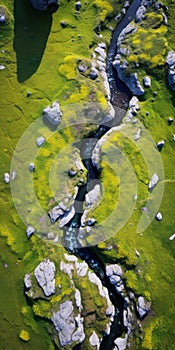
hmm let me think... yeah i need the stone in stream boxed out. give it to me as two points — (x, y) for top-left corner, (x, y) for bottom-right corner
(36, 136), (45, 147)
(34, 259), (56, 297)
(114, 336), (127, 350)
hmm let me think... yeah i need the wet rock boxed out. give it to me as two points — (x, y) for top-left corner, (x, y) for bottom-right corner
(148, 173), (159, 190)
(89, 331), (100, 349)
(34, 259), (56, 297)
(114, 336), (127, 350)
(156, 212), (162, 221)
(89, 68), (99, 80)
(135, 5), (146, 22)
(4, 172), (10, 184)
(51, 300), (75, 346)
(137, 296), (151, 319)
(36, 136), (45, 147)
(30, 0), (59, 13)
(26, 225), (35, 238)
(143, 76), (151, 88)
(43, 101), (62, 126)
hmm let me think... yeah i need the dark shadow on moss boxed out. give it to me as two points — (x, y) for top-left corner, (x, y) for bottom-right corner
(14, 0), (52, 82)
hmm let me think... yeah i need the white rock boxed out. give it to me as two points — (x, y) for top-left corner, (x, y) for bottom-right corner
(106, 264), (122, 277)
(85, 184), (101, 207)
(64, 253), (78, 262)
(26, 225), (35, 238)
(148, 173), (159, 190)
(36, 136), (45, 147)
(29, 163), (35, 171)
(4, 172), (10, 184)
(75, 289), (82, 309)
(34, 259), (56, 297)
(143, 76), (151, 88)
(24, 273), (32, 289)
(43, 101), (62, 126)
(114, 336), (127, 350)
(89, 331), (100, 349)
(51, 300), (75, 346)
(169, 233), (175, 241)
(156, 212), (162, 221)
(75, 261), (88, 277)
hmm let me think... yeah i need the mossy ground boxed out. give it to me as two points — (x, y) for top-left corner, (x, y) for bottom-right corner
(0, 0), (119, 349)
(1, 0), (175, 349)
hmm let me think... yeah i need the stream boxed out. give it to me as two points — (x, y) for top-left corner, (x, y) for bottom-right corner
(63, 1), (141, 349)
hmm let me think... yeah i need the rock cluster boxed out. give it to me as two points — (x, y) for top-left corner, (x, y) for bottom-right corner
(137, 296), (151, 319)
(166, 51), (175, 91)
(34, 259), (56, 297)
(106, 264), (124, 294)
(51, 300), (85, 346)
(42, 101), (62, 126)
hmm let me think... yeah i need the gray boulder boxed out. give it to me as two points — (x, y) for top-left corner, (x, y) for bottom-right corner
(4, 172), (10, 184)
(43, 101), (62, 126)
(143, 76), (151, 88)
(51, 300), (75, 346)
(148, 173), (159, 190)
(106, 264), (124, 294)
(26, 225), (35, 238)
(24, 273), (32, 289)
(85, 184), (101, 207)
(114, 336), (127, 350)
(34, 259), (56, 297)
(59, 206), (75, 228)
(36, 136), (45, 147)
(89, 331), (100, 349)
(137, 296), (151, 319)
(30, 0), (58, 13)
(48, 205), (65, 224)
(166, 51), (175, 91)
(135, 5), (146, 22)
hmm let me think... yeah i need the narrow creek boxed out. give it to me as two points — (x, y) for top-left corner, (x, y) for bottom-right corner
(62, 1), (141, 348)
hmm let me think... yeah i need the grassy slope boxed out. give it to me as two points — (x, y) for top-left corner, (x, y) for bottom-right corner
(0, 0), (119, 349)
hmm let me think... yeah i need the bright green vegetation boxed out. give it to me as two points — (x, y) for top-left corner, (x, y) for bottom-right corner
(1, 0), (175, 350)
(94, 3), (175, 349)
(0, 0), (119, 349)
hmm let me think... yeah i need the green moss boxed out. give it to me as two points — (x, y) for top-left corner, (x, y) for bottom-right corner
(19, 329), (30, 342)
